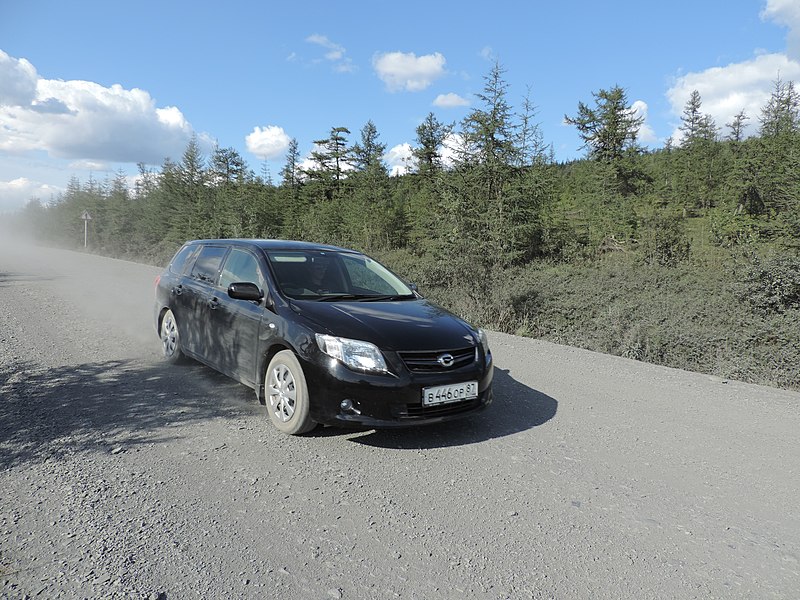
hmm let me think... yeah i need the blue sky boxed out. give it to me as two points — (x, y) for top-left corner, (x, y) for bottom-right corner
(1, 0), (799, 212)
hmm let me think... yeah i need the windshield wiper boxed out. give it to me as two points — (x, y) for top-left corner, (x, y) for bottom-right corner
(316, 293), (415, 302)
(358, 294), (415, 302)
(316, 293), (370, 302)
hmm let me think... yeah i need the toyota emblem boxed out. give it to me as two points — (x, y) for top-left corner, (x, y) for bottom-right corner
(436, 353), (455, 367)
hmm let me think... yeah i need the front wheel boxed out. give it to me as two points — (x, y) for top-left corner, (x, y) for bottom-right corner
(265, 351), (316, 435)
(160, 309), (184, 364)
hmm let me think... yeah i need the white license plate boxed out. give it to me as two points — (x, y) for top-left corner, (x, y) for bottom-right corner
(422, 381), (479, 406)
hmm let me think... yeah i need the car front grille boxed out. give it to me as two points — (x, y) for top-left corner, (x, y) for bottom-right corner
(396, 397), (482, 419)
(397, 347), (476, 373)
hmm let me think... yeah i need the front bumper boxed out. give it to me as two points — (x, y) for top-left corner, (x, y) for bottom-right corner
(302, 352), (494, 428)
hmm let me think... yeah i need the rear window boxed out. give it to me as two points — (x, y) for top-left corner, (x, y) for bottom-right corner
(190, 246), (228, 283)
(168, 244), (199, 275)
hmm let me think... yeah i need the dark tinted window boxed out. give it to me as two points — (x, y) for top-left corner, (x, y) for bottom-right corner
(190, 246), (227, 283)
(168, 244), (199, 275)
(219, 248), (263, 289)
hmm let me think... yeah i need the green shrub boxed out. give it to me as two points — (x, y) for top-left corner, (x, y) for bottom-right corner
(740, 252), (800, 313)
(638, 212), (690, 266)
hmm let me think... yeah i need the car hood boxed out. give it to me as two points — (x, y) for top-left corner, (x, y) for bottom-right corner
(289, 298), (478, 352)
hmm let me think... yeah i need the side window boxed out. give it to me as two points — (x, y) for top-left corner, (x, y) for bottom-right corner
(219, 248), (263, 290)
(168, 244), (199, 275)
(190, 246), (228, 284)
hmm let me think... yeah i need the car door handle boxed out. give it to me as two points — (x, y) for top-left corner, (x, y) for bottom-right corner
(207, 297), (220, 310)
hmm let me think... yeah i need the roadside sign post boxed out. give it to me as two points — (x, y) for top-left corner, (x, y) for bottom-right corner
(81, 210), (92, 248)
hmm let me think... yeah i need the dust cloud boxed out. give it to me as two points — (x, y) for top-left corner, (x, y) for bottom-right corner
(0, 228), (164, 353)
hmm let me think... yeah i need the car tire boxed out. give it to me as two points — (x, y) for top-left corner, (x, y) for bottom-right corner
(265, 350), (316, 435)
(160, 309), (185, 364)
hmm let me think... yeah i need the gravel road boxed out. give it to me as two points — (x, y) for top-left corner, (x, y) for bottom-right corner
(1, 238), (798, 599)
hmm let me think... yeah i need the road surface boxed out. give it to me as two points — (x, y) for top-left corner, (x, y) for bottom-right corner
(1, 238), (798, 599)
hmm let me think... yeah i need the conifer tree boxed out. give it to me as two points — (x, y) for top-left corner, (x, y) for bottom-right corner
(413, 112), (449, 176)
(565, 85), (644, 195)
(279, 138), (301, 188)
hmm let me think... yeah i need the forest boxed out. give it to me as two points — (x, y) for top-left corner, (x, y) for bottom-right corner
(5, 64), (800, 389)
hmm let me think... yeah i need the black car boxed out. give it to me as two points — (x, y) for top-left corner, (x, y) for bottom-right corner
(154, 239), (493, 434)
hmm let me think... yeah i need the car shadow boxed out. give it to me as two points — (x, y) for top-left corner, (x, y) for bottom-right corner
(1, 355), (557, 465)
(321, 367), (558, 449)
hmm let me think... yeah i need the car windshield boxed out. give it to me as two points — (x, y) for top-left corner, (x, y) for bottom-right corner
(266, 250), (415, 301)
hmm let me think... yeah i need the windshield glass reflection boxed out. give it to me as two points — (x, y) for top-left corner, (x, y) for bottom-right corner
(266, 250), (414, 301)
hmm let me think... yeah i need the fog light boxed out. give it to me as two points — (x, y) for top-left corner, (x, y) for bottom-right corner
(339, 399), (361, 415)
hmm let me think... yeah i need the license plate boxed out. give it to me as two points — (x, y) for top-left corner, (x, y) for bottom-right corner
(422, 381), (479, 406)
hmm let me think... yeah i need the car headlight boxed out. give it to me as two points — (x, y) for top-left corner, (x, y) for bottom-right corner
(315, 334), (388, 373)
(477, 328), (492, 363)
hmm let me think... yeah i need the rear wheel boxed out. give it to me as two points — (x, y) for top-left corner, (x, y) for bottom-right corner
(265, 350), (315, 435)
(160, 309), (184, 364)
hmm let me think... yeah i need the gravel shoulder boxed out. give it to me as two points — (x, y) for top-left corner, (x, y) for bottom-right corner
(1, 238), (798, 599)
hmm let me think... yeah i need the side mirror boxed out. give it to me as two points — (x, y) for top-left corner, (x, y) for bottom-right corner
(228, 282), (264, 302)
(409, 282), (422, 297)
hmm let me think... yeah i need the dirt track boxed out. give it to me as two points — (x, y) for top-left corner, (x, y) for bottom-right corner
(1, 238), (798, 599)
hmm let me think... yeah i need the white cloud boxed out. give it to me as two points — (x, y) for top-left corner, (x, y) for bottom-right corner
(307, 34), (343, 60)
(0, 177), (62, 213)
(433, 93), (469, 108)
(440, 132), (463, 167)
(373, 51), (446, 92)
(297, 156), (316, 178)
(0, 50), (37, 106)
(630, 100), (657, 144)
(666, 52), (800, 141)
(0, 52), (196, 164)
(305, 34), (355, 73)
(245, 125), (291, 160)
(664, 2), (800, 143)
(762, 0), (800, 59)
(68, 160), (111, 172)
(384, 143), (414, 176)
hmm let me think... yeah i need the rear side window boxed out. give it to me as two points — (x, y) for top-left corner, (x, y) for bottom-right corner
(190, 246), (228, 283)
(168, 244), (199, 275)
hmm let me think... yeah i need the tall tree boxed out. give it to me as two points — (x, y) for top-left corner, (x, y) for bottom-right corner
(435, 62), (544, 277)
(134, 162), (157, 200)
(726, 110), (749, 143)
(351, 120), (387, 176)
(347, 121), (398, 249)
(759, 79), (800, 138)
(413, 112), (449, 176)
(303, 127), (352, 199)
(754, 79), (800, 217)
(679, 90), (705, 145)
(102, 170), (133, 254)
(516, 87), (548, 167)
(675, 91), (723, 210)
(279, 138), (301, 188)
(565, 85), (644, 195)
(306, 127), (351, 182)
(460, 61), (516, 167)
(565, 85), (643, 164)
(160, 137), (213, 242)
(210, 145), (248, 185)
